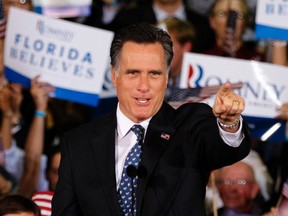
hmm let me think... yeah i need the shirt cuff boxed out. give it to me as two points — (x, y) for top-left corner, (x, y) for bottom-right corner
(218, 116), (245, 147)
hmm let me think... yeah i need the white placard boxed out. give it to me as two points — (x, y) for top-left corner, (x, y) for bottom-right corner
(5, 7), (114, 106)
(180, 53), (288, 118)
(255, 0), (288, 40)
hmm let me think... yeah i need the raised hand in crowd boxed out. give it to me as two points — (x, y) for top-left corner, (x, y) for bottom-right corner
(18, 76), (54, 198)
(0, 76), (54, 198)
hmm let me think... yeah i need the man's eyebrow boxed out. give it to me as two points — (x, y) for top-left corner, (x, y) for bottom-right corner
(125, 69), (140, 73)
(149, 69), (163, 73)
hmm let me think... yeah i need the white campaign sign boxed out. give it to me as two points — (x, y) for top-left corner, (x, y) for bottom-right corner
(180, 53), (288, 118)
(255, 0), (288, 40)
(5, 7), (114, 106)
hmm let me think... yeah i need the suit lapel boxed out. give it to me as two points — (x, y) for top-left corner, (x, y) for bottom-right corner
(90, 113), (122, 215)
(137, 103), (176, 211)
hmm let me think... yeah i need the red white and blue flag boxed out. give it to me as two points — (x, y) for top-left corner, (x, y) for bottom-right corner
(0, 0), (6, 38)
(283, 179), (288, 199)
(167, 82), (243, 109)
(278, 178), (288, 215)
(160, 133), (170, 140)
(32, 191), (54, 216)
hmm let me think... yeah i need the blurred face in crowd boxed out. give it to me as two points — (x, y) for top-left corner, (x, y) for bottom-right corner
(216, 162), (259, 212)
(112, 42), (168, 123)
(47, 152), (61, 191)
(157, 17), (194, 84)
(209, 0), (248, 47)
(169, 32), (192, 80)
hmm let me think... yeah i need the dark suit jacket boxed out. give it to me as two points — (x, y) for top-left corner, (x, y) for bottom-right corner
(52, 102), (250, 216)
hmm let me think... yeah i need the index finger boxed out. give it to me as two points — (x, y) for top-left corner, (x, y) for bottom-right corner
(217, 82), (232, 98)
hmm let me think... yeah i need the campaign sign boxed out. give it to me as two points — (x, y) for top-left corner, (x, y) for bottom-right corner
(32, 0), (92, 18)
(255, 0), (288, 40)
(180, 53), (288, 142)
(4, 7), (114, 106)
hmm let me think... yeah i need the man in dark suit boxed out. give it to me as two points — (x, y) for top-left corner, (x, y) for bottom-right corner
(52, 23), (250, 216)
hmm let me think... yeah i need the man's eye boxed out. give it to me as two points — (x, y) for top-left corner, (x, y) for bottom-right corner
(127, 71), (138, 76)
(149, 71), (161, 77)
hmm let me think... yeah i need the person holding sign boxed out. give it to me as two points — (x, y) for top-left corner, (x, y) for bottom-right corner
(0, 77), (54, 198)
(204, 0), (266, 61)
(52, 23), (250, 216)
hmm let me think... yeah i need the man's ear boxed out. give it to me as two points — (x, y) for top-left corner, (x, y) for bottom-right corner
(111, 67), (117, 88)
(250, 182), (260, 199)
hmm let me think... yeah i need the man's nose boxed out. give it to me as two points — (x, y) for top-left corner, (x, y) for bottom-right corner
(137, 74), (149, 91)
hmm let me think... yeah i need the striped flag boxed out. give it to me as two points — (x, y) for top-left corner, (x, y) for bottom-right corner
(283, 179), (288, 199)
(0, 0), (6, 38)
(167, 82), (243, 109)
(160, 133), (170, 140)
(278, 179), (288, 216)
(32, 191), (54, 216)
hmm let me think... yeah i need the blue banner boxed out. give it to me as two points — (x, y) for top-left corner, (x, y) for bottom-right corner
(255, 0), (288, 40)
(6, 66), (99, 106)
(256, 24), (288, 40)
(243, 116), (286, 142)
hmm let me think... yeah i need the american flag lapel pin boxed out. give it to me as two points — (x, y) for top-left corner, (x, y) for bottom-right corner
(160, 133), (170, 140)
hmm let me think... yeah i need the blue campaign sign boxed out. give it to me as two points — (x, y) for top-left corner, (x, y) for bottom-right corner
(243, 116), (286, 142)
(255, 0), (288, 40)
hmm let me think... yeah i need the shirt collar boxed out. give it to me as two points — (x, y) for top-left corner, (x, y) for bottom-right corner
(116, 103), (150, 140)
(153, 3), (186, 22)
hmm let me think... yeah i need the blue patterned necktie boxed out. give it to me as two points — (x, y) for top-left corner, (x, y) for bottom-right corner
(118, 124), (144, 216)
